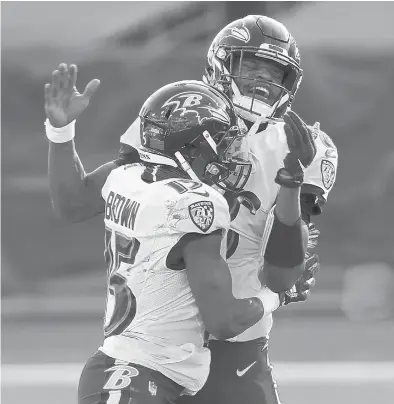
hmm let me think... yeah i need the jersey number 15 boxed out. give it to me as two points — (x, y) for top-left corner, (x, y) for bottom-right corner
(103, 228), (140, 337)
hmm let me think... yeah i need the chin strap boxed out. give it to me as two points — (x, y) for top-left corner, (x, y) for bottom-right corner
(247, 115), (269, 137)
(141, 164), (187, 183)
(174, 152), (200, 182)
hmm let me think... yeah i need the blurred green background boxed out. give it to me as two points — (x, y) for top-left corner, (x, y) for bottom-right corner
(1, 2), (394, 293)
(2, 1), (394, 293)
(2, 3), (394, 404)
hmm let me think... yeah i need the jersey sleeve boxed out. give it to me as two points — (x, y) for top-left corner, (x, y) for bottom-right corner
(101, 168), (118, 201)
(166, 188), (230, 236)
(303, 124), (338, 209)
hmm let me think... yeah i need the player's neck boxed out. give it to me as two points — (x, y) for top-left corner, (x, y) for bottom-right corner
(141, 164), (188, 183)
(244, 119), (268, 133)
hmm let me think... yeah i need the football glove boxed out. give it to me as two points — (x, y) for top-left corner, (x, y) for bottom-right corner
(280, 252), (320, 305)
(275, 111), (317, 188)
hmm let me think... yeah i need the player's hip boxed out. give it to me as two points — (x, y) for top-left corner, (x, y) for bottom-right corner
(177, 337), (282, 404)
(78, 350), (184, 404)
(207, 337), (271, 375)
(101, 336), (210, 395)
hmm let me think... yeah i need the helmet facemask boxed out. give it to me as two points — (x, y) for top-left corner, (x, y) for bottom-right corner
(187, 125), (252, 193)
(137, 80), (252, 193)
(138, 117), (252, 193)
(206, 46), (303, 124)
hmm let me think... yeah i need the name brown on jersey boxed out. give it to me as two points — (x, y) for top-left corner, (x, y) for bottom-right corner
(105, 191), (140, 230)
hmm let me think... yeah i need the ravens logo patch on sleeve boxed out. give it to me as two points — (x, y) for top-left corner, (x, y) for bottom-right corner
(188, 201), (215, 232)
(321, 159), (336, 190)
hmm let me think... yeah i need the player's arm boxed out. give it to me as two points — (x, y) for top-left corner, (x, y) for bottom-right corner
(48, 143), (117, 222)
(183, 231), (281, 340)
(262, 110), (317, 293)
(267, 125), (336, 297)
(45, 63), (106, 222)
(262, 187), (309, 292)
(45, 63), (139, 222)
(48, 142), (139, 222)
(302, 123), (338, 214)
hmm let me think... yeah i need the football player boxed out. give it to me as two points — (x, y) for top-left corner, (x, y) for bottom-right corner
(116, 16), (337, 404)
(45, 78), (316, 403)
(175, 16), (337, 404)
(45, 16), (337, 404)
(176, 16), (337, 404)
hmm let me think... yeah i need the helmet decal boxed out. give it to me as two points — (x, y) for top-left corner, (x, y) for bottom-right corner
(200, 106), (231, 125)
(162, 92), (203, 112)
(139, 80), (252, 192)
(162, 92), (231, 125)
(223, 26), (251, 43)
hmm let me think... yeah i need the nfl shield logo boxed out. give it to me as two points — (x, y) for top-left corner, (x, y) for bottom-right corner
(321, 159), (335, 190)
(188, 201), (215, 232)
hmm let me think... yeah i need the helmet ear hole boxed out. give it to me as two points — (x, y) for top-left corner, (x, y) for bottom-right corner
(183, 143), (197, 160)
(191, 155), (210, 182)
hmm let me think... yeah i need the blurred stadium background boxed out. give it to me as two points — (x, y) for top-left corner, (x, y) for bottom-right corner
(2, 2), (394, 403)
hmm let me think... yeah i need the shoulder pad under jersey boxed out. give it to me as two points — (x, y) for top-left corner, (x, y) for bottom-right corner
(304, 123), (338, 202)
(162, 179), (230, 235)
(101, 164), (142, 201)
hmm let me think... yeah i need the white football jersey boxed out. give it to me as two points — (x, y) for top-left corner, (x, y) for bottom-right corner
(120, 116), (338, 342)
(99, 163), (230, 394)
(224, 121), (338, 341)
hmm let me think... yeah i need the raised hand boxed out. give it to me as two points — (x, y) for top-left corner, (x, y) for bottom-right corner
(44, 63), (100, 128)
(275, 110), (317, 188)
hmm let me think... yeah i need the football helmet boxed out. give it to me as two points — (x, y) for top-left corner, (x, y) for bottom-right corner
(203, 15), (303, 124)
(138, 80), (252, 192)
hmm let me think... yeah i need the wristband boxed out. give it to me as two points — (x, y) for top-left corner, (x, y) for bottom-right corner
(45, 119), (76, 143)
(275, 168), (304, 188)
(253, 287), (282, 316)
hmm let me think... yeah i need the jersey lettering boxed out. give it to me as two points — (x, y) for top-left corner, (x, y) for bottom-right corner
(104, 228), (141, 336)
(105, 191), (141, 230)
(166, 179), (204, 194)
(101, 165), (220, 389)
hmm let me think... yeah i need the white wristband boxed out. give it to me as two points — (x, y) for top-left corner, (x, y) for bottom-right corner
(45, 119), (76, 143)
(254, 287), (281, 316)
